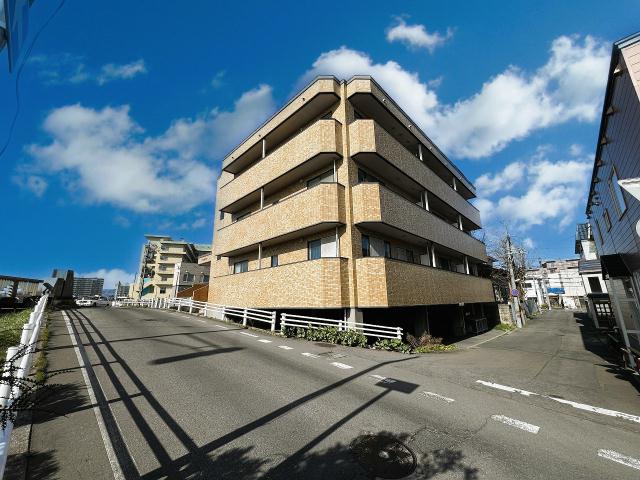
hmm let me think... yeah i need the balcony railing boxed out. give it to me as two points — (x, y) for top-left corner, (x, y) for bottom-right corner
(215, 182), (345, 256)
(352, 182), (488, 261)
(218, 119), (342, 212)
(356, 257), (495, 307)
(349, 119), (481, 227)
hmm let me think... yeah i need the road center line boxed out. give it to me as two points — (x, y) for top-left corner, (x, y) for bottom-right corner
(597, 449), (640, 470)
(331, 362), (353, 370)
(421, 391), (455, 403)
(258, 339), (272, 343)
(370, 374), (396, 384)
(278, 345), (294, 350)
(491, 415), (540, 434)
(477, 379), (640, 424)
(301, 352), (320, 358)
(239, 332), (259, 338)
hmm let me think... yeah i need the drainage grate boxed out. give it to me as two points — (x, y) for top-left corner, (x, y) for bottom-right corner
(350, 434), (416, 479)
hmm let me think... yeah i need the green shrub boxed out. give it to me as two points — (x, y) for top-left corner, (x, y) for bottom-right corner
(338, 329), (367, 347)
(372, 339), (411, 353)
(281, 326), (366, 347)
(413, 344), (456, 353)
(494, 323), (515, 331)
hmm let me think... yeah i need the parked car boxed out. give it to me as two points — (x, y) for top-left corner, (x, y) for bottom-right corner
(76, 296), (110, 307)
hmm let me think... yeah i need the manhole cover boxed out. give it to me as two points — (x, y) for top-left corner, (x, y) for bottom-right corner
(350, 434), (416, 479)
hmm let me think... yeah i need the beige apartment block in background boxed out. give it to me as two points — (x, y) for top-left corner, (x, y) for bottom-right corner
(133, 235), (211, 300)
(209, 76), (496, 338)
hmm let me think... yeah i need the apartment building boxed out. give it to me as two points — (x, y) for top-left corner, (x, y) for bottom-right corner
(134, 235), (211, 299)
(73, 277), (104, 298)
(208, 76), (495, 338)
(172, 261), (210, 296)
(585, 32), (640, 371)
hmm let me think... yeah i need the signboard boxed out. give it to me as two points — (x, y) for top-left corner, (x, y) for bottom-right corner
(510, 289), (519, 296)
(548, 287), (565, 294)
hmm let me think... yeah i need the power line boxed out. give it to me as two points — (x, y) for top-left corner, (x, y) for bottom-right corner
(0, 0), (67, 161)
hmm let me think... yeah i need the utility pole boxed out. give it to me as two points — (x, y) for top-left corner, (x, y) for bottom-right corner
(506, 233), (523, 328)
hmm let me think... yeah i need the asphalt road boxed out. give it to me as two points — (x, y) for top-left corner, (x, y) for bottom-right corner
(24, 306), (640, 479)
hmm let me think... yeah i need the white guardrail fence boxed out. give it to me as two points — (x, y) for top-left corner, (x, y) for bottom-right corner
(115, 297), (403, 340)
(0, 294), (49, 478)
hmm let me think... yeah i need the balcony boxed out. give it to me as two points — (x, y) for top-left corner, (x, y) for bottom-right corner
(356, 257), (495, 307)
(352, 182), (488, 261)
(219, 119), (342, 213)
(209, 258), (348, 309)
(214, 182), (346, 257)
(223, 77), (341, 174)
(349, 119), (481, 227)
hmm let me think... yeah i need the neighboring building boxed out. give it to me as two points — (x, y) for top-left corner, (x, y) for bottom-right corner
(208, 76), (496, 339)
(0, 275), (42, 298)
(525, 259), (586, 309)
(115, 281), (132, 299)
(73, 277), (104, 298)
(133, 235), (211, 299)
(585, 32), (640, 370)
(575, 223), (613, 328)
(172, 262), (210, 296)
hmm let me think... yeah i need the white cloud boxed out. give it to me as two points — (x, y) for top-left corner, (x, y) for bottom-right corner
(386, 19), (453, 52)
(97, 60), (147, 85)
(475, 162), (525, 196)
(210, 70), (226, 89)
(113, 215), (131, 228)
(301, 35), (609, 159)
(29, 54), (146, 85)
(569, 143), (583, 156)
(474, 150), (592, 230)
(523, 237), (536, 249)
(24, 85), (276, 213)
(78, 268), (135, 290)
(12, 175), (48, 197)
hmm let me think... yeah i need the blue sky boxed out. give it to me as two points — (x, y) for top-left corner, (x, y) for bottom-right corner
(1, 0), (639, 288)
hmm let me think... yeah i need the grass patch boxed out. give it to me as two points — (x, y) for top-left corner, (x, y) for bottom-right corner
(494, 323), (515, 332)
(33, 320), (51, 383)
(0, 310), (32, 359)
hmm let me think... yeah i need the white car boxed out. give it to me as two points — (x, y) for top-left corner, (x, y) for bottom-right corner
(76, 297), (110, 307)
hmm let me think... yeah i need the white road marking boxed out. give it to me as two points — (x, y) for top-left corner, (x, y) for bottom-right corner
(278, 345), (294, 350)
(240, 332), (259, 338)
(477, 379), (640, 424)
(491, 415), (540, 434)
(476, 380), (538, 397)
(301, 352), (320, 358)
(63, 311), (125, 480)
(217, 326), (228, 329)
(331, 362), (353, 370)
(370, 374), (396, 384)
(258, 339), (272, 343)
(597, 449), (640, 470)
(547, 397), (640, 424)
(421, 391), (455, 403)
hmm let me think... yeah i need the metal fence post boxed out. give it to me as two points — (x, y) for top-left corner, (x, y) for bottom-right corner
(270, 311), (276, 332)
(281, 313), (287, 331)
(189, 298), (194, 314)
(242, 308), (248, 327)
(396, 327), (402, 340)
(203, 303), (208, 317)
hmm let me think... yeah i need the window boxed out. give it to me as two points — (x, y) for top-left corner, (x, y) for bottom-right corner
(361, 235), (370, 257)
(406, 249), (414, 263)
(588, 276), (603, 293)
(233, 260), (248, 274)
(159, 288), (166, 294)
(271, 255), (278, 267)
(524, 282), (533, 288)
(203, 274), (210, 283)
(384, 241), (392, 258)
(159, 265), (167, 271)
(160, 255), (168, 260)
(595, 219), (604, 245)
(603, 209), (612, 231)
(307, 170), (334, 188)
(308, 240), (321, 260)
(609, 167), (627, 216)
(357, 168), (381, 184)
(182, 272), (195, 282)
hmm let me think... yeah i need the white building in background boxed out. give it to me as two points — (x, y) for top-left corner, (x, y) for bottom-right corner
(525, 259), (587, 309)
(73, 277), (104, 298)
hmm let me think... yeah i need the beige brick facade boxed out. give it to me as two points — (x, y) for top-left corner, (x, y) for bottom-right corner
(208, 76), (494, 314)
